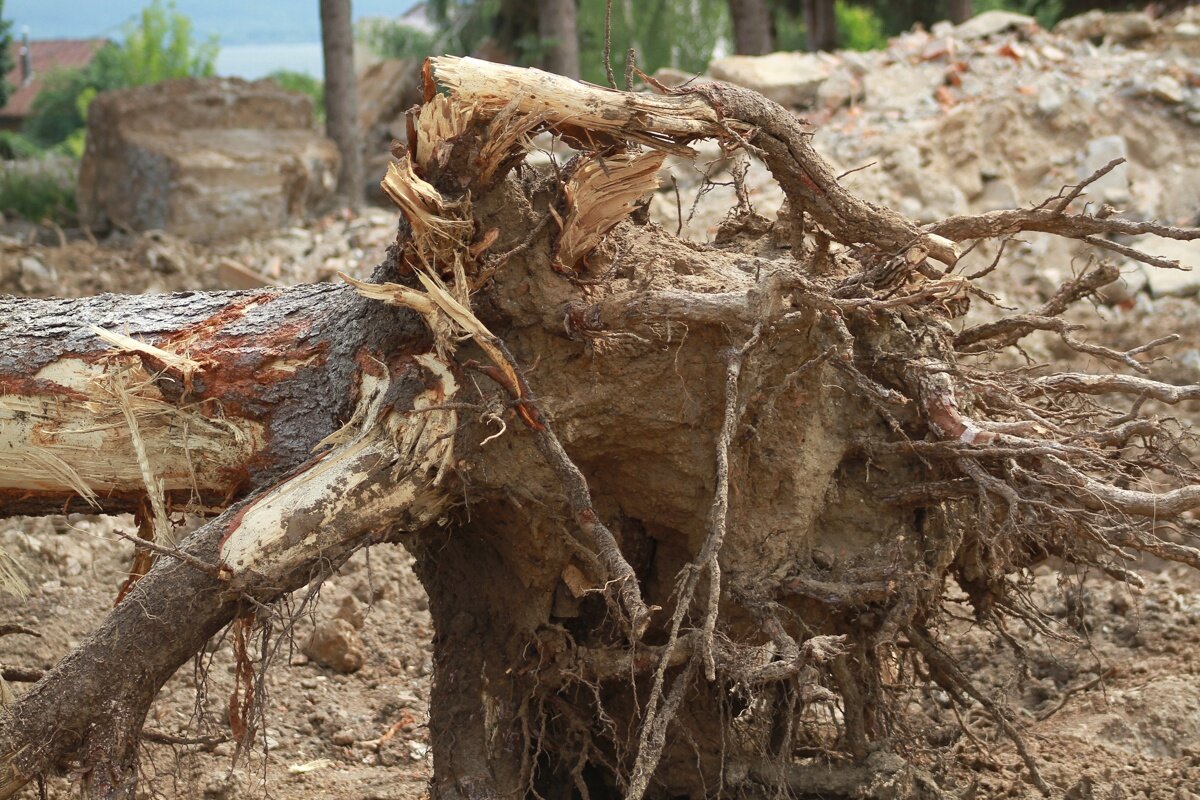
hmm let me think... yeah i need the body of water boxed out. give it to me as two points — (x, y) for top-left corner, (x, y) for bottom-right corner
(216, 42), (324, 79)
(5, 0), (414, 78)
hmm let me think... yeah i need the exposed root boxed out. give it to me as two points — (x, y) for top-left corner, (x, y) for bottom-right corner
(700, 325), (762, 680)
(907, 627), (1052, 796)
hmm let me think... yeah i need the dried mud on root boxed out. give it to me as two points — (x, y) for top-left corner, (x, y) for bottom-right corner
(2, 54), (1200, 800)
(374, 58), (1200, 800)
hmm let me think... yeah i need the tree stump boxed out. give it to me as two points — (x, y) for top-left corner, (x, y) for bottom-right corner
(1, 56), (1199, 800)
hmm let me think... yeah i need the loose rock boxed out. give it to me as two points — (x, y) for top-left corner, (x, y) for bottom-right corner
(953, 10), (1036, 41)
(304, 619), (366, 674)
(709, 52), (831, 108)
(78, 77), (339, 244)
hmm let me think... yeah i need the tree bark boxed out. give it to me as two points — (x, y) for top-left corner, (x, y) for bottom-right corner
(321, 0), (365, 207)
(0, 283), (454, 799)
(948, 0), (973, 24)
(806, 0), (837, 52)
(0, 284), (426, 515)
(729, 0), (775, 55)
(537, 0), (580, 79)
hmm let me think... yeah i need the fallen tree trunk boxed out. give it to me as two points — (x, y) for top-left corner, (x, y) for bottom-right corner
(0, 283), (429, 515)
(0, 304), (456, 797)
(2, 56), (1200, 800)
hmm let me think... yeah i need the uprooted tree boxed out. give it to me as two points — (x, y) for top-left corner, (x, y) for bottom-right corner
(2, 56), (1200, 799)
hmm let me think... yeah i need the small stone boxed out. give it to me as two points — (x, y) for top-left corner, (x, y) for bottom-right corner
(1055, 10), (1157, 43)
(1080, 136), (1130, 203)
(1130, 237), (1200, 298)
(331, 728), (356, 746)
(953, 11), (1035, 40)
(920, 37), (954, 61)
(1146, 75), (1185, 105)
(1040, 44), (1067, 61)
(1036, 85), (1064, 116)
(304, 619), (366, 674)
(17, 256), (57, 292)
(815, 69), (861, 111)
(975, 178), (1019, 212)
(334, 594), (365, 630)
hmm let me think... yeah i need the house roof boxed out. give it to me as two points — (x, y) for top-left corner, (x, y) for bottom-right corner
(0, 38), (108, 120)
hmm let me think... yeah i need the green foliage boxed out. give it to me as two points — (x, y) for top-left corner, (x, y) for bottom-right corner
(23, 1), (218, 152)
(772, 5), (808, 52)
(851, 0), (1086, 36)
(0, 130), (40, 160)
(92, 0), (217, 88)
(972, 0), (1066, 29)
(268, 69), (325, 120)
(0, 160), (77, 222)
(835, 1), (886, 51)
(357, 17), (436, 60)
(394, 0), (727, 85)
(0, 1), (12, 109)
(772, 1), (886, 52)
(577, 0), (728, 84)
(22, 65), (97, 151)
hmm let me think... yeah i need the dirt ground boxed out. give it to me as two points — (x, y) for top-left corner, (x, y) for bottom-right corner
(3, 9), (1200, 800)
(2, 514), (1199, 798)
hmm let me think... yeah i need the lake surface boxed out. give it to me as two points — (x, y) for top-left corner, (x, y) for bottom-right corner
(216, 42), (324, 79)
(5, 0), (413, 78)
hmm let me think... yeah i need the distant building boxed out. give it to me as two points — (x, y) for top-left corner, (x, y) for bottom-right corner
(0, 36), (108, 131)
(398, 2), (435, 35)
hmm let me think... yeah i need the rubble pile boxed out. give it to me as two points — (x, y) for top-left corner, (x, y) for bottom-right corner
(651, 7), (1200, 309)
(0, 206), (396, 298)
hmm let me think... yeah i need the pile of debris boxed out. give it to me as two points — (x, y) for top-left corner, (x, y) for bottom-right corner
(650, 7), (1200, 306)
(0, 206), (395, 298)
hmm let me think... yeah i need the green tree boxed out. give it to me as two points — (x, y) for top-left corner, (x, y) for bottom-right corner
(90, 0), (218, 88)
(23, 0), (218, 154)
(834, 1), (885, 50)
(0, 0), (13, 110)
(369, 0), (728, 86)
(268, 69), (325, 120)
(578, 0), (728, 84)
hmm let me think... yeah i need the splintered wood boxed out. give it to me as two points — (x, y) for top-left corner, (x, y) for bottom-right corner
(428, 55), (743, 152)
(380, 157), (472, 264)
(553, 151), (666, 272)
(217, 354), (458, 582)
(0, 352), (260, 508)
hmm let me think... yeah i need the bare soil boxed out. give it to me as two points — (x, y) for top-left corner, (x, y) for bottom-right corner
(3, 511), (1199, 798)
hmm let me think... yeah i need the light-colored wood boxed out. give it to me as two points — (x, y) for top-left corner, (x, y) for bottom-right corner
(429, 56), (740, 152)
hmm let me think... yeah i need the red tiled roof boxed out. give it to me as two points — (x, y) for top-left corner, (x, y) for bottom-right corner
(0, 38), (108, 120)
